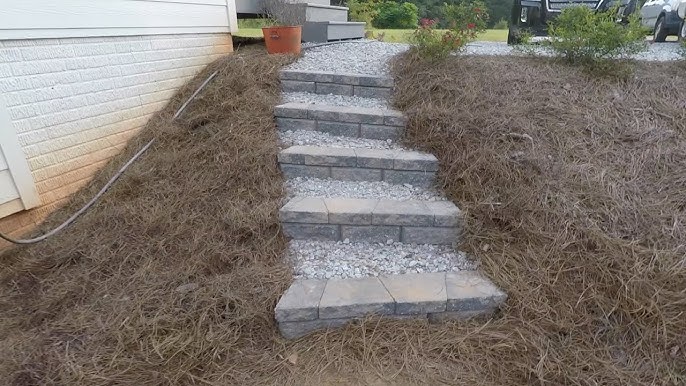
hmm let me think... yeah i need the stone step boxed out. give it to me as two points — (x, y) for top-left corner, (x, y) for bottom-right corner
(281, 70), (393, 98)
(275, 102), (406, 140)
(303, 3), (349, 22)
(275, 271), (507, 339)
(280, 197), (462, 244)
(278, 145), (437, 186)
(302, 21), (366, 43)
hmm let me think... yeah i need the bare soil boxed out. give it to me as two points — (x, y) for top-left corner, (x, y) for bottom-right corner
(1, 47), (685, 385)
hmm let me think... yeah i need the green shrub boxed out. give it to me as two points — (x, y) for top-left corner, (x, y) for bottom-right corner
(372, 1), (419, 29)
(348, 0), (381, 27)
(493, 17), (508, 30)
(408, 1), (489, 60)
(545, 6), (647, 65)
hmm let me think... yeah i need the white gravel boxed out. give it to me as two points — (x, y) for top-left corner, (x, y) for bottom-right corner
(465, 41), (685, 62)
(279, 129), (406, 150)
(289, 40), (409, 75)
(286, 177), (445, 201)
(288, 240), (476, 279)
(282, 92), (389, 109)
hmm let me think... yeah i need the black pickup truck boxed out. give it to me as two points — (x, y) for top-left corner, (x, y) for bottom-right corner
(507, 0), (638, 43)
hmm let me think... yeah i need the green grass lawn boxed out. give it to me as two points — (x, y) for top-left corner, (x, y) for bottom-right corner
(235, 28), (508, 43)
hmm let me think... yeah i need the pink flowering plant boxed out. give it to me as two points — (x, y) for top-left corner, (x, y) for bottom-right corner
(409, 1), (489, 60)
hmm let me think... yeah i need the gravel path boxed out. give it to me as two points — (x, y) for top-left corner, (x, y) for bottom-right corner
(286, 177), (445, 201)
(282, 92), (389, 109)
(279, 129), (406, 150)
(464, 41), (685, 61)
(288, 40), (408, 75)
(288, 240), (475, 279)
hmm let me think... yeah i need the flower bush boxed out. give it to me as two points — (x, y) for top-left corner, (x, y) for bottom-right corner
(408, 1), (489, 60)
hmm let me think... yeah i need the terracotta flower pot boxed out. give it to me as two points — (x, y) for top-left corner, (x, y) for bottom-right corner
(262, 25), (302, 55)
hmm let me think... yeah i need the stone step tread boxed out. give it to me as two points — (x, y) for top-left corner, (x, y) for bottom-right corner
(303, 3), (350, 10)
(280, 197), (460, 227)
(275, 271), (507, 338)
(275, 102), (406, 126)
(278, 145), (437, 171)
(281, 69), (394, 88)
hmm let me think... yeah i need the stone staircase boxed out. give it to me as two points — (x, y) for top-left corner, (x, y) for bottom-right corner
(292, 2), (364, 42)
(274, 69), (506, 339)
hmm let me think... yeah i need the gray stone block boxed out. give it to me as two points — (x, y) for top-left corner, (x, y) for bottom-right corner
(445, 271), (507, 312)
(276, 117), (316, 131)
(358, 75), (394, 88)
(401, 226), (458, 245)
(331, 73), (361, 85)
(278, 147), (306, 164)
(275, 104), (308, 119)
(372, 200), (433, 226)
(319, 277), (395, 319)
(340, 225), (401, 243)
(316, 121), (359, 137)
(281, 80), (316, 93)
(301, 146), (356, 167)
(393, 151), (438, 171)
(353, 86), (391, 99)
(282, 223), (340, 241)
(380, 272), (447, 315)
(427, 310), (494, 324)
(384, 112), (407, 126)
(330, 167), (382, 182)
(316, 82), (354, 96)
(324, 198), (378, 225)
(280, 70), (334, 83)
(278, 318), (349, 339)
(359, 124), (401, 140)
(383, 170), (434, 187)
(280, 197), (328, 223)
(275, 279), (327, 322)
(354, 148), (396, 169)
(427, 201), (462, 227)
(281, 164), (330, 179)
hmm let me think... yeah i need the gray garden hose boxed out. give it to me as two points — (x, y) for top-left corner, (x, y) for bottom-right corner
(0, 70), (220, 245)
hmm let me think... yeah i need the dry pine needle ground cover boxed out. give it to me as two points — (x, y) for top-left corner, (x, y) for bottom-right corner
(0, 46), (685, 385)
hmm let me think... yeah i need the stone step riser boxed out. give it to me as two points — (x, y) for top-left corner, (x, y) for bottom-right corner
(280, 197), (461, 244)
(302, 21), (366, 43)
(278, 145), (437, 186)
(276, 272), (507, 339)
(275, 102), (405, 140)
(281, 70), (393, 98)
(303, 4), (349, 22)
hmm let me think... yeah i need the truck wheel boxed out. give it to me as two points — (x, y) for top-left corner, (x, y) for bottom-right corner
(679, 20), (686, 42)
(508, 27), (522, 45)
(653, 15), (668, 42)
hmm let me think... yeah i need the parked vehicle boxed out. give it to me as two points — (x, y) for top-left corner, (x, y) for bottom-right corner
(508, 0), (637, 44)
(640, 0), (682, 42)
(678, 0), (686, 40)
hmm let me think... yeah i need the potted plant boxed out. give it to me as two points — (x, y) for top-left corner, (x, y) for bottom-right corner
(261, 0), (305, 54)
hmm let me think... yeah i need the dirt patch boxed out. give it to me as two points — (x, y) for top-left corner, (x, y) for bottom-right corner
(2, 47), (685, 385)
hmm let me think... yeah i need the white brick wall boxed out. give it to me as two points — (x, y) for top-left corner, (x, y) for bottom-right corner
(0, 33), (232, 236)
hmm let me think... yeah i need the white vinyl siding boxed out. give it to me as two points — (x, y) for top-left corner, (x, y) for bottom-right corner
(0, 0), (238, 40)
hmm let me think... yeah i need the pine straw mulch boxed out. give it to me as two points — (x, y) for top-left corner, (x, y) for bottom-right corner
(1, 46), (685, 385)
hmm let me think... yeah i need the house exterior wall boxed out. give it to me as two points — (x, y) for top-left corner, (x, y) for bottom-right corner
(0, 1), (236, 239)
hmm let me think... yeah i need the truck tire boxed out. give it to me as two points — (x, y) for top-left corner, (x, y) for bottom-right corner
(653, 15), (668, 42)
(508, 27), (522, 45)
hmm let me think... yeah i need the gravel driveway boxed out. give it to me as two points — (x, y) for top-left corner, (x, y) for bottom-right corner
(288, 40), (685, 76)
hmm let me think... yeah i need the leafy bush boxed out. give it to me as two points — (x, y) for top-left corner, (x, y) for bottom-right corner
(545, 6), (647, 64)
(493, 17), (508, 30)
(372, 1), (420, 29)
(348, 0), (381, 27)
(408, 1), (489, 60)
